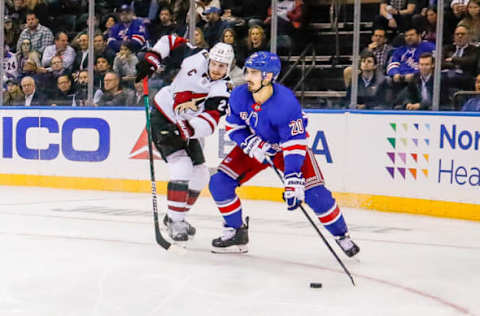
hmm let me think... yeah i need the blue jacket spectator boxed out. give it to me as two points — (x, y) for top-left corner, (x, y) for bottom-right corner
(387, 27), (435, 78)
(462, 74), (480, 111)
(202, 7), (229, 48)
(107, 5), (149, 52)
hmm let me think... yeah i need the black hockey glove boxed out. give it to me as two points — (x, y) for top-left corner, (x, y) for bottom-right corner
(135, 51), (162, 83)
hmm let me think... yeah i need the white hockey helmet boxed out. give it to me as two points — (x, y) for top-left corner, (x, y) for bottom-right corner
(208, 42), (234, 76)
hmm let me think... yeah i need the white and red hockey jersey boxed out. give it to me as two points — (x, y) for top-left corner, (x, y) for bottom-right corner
(152, 35), (232, 138)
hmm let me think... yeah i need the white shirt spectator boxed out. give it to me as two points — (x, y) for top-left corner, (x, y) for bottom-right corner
(25, 91), (34, 106)
(42, 44), (76, 70)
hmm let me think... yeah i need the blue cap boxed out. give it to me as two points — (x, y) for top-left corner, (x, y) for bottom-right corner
(244, 51), (282, 79)
(204, 7), (221, 14)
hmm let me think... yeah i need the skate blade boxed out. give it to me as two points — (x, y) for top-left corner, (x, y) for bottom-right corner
(211, 245), (248, 254)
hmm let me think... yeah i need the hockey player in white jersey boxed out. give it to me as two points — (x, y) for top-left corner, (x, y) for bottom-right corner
(136, 35), (234, 242)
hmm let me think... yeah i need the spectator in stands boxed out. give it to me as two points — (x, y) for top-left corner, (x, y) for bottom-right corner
(387, 27), (435, 85)
(72, 33), (89, 73)
(461, 74), (480, 110)
(223, 0), (270, 28)
(170, 0), (190, 26)
(375, 0), (416, 35)
(50, 0), (87, 33)
(220, 6), (246, 29)
(16, 11), (54, 54)
(132, 0), (160, 23)
(130, 80), (146, 106)
(346, 52), (389, 109)
(20, 76), (47, 106)
(344, 28), (393, 86)
(107, 4), (148, 52)
(50, 74), (76, 106)
(3, 79), (25, 106)
(394, 53), (440, 110)
(148, 7), (181, 44)
(203, 7), (229, 47)
(3, 46), (19, 81)
(101, 14), (118, 40)
(24, 0), (49, 27)
(4, 16), (21, 53)
(245, 25), (268, 57)
(219, 28), (246, 85)
(418, 7), (438, 43)
(73, 69), (96, 106)
(364, 28), (393, 73)
(442, 25), (479, 87)
(451, 0), (469, 21)
(221, 28), (246, 67)
(96, 71), (134, 106)
(41, 31), (76, 70)
(194, 27), (209, 49)
(16, 39), (41, 71)
(18, 58), (40, 81)
(459, 0), (480, 44)
(94, 56), (112, 90)
(8, 0), (27, 29)
(113, 42), (139, 88)
(94, 34), (116, 65)
(36, 55), (70, 96)
(265, 0), (304, 54)
(193, 0), (221, 24)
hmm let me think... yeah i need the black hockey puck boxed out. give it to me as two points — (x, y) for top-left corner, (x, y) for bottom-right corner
(310, 282), (322, 288)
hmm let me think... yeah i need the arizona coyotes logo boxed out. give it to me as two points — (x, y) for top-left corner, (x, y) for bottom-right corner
(174, 92), (208, 114)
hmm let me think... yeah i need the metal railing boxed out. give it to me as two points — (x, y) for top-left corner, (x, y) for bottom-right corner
(279, 43), (316, 105)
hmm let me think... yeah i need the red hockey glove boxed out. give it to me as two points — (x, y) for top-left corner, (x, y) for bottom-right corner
(135, 51), (162, 83)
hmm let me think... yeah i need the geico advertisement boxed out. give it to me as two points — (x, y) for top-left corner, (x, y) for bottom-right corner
(347, 113), (480, 204)
(0, 109), (156, 179)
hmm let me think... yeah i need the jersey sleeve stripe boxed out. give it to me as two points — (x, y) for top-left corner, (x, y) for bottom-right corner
(132, 34), (145, 45)
(281, 139), (308, 148)
(284, 149), (307, 156)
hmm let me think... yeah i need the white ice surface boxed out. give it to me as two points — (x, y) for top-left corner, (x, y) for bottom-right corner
(0, 186), (479, 316)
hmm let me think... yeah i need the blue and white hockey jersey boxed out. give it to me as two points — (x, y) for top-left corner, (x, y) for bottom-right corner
(386, 41), (435, 76)
(107, 18), (148, 52)
(226, 83), (308, 175)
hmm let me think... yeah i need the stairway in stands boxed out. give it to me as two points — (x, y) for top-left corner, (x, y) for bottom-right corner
(280, 0), (381, 108)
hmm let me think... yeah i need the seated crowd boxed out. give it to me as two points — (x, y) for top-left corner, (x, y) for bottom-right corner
(2, 0), (305, 107)
(2, 0), (480, 111)
(344, 0), (480, 111)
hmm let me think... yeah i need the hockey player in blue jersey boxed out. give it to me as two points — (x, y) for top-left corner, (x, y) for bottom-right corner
(209, 51), (360, 257)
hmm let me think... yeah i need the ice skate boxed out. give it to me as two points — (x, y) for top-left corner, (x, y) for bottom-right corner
(335, 234), (360, 257)
(163, 215), (196, 241)
(211, 217), (249, 254)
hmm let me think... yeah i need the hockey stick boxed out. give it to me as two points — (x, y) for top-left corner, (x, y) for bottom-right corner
(142, 78), (185, 254)
(265, 156), (356, 286)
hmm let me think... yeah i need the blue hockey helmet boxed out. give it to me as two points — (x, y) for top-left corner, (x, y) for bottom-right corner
(244, 51), (281, 81)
